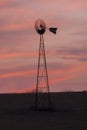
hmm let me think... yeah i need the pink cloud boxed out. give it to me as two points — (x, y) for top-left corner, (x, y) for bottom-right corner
(0, 0), (87, 93)
(0, 0), (17, 8)
(66, 1), (87, 12)
(0, 62), (87, 93)
(0, 21), (32, 31)
(0, 52), (37, 59)
(0, 70), (36, 79)
(48, 62), (87, 88)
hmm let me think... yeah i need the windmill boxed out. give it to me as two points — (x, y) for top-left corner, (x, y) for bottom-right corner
(35, 19), (57, 110)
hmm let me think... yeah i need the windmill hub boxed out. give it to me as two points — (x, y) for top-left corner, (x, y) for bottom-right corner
(35, 19), (46, 35)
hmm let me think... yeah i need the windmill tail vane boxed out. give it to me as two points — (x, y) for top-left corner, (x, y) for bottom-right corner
(49, 27), (57, 34)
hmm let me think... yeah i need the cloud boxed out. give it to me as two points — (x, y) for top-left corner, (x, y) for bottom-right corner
(50, 75), (73, 85)
(0, 21), (33, 32)
(69, 28), (87, 36)
(60, 47), (87, 55)
(55, 46), (87, 62)
(15, 87), (34, 93)
(0, 70), (36, 79)
(0, 62), (87, 93)
(0, 62), (82, 79)
(78, 58), (87, 62)
(49, 62), (87, 89)
(0, 0), (18, 8)
(62, 56), (87, 62)
(0, 0), (87, 93)
(0, 52), (37, 59)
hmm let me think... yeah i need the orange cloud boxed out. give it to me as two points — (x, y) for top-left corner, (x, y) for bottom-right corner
(50, 75), (73, 85)
(66, 1), (87, 12)
(0, 0), (18, 9)
(1, 62), (86, 93)
(0, 70), (36, 79)
(0, 52), (37, 59)
(15, 87), (34, 93)
(49, 62), (87, 86)
(1, 62), (86, 80)
(0, 21), (32, 31)
(49, 63), (85, 75)
(0, 0), (10, 7)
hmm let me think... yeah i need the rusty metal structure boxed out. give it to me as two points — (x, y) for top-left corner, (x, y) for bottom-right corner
(35, 19), (57, 110)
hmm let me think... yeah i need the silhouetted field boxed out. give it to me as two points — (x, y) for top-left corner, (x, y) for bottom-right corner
(0, 92), (87, 130)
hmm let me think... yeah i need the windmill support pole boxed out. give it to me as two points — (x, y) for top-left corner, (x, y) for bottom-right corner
(35, 35), (51, 110)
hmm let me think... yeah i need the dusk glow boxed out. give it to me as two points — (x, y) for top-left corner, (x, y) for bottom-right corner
(0, 0), (87, 93)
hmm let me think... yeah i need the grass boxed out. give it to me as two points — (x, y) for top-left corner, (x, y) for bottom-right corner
(0, 91), (87, 130)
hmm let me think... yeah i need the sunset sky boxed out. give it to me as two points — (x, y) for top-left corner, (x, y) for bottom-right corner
(0, 0), (87, 93)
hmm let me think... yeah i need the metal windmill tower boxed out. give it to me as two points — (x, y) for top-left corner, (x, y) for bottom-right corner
(35, 19), (57, 110)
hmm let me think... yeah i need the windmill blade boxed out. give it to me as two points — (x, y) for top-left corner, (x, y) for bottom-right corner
(49, 28), (57, 34)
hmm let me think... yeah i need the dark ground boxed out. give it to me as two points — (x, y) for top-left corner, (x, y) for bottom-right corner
(0, 92), (87, 130)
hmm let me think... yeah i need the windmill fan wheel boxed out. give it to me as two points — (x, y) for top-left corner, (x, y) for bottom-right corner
(35, 19), (46, 35)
